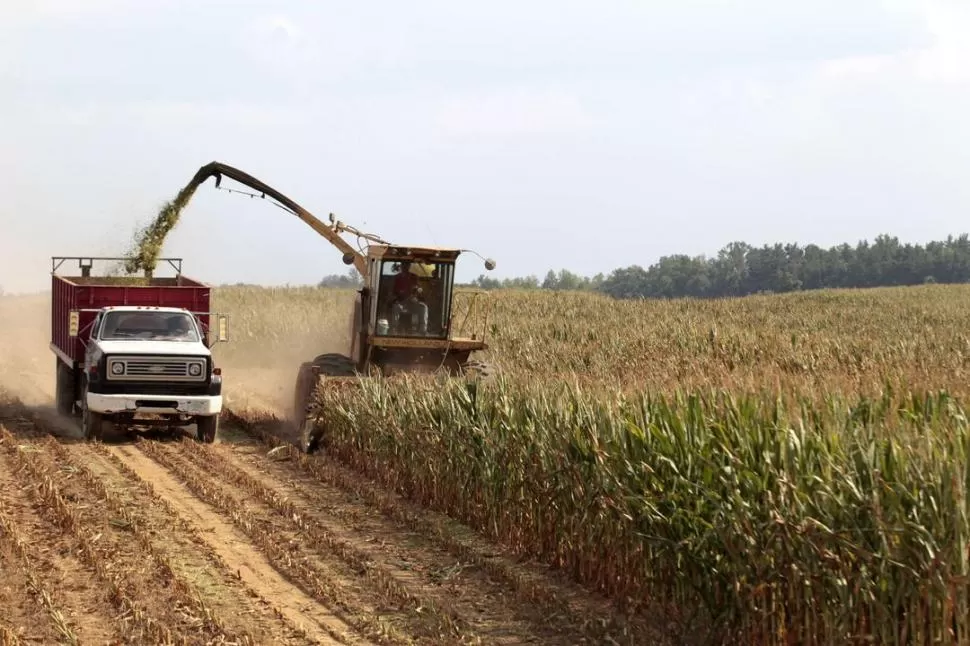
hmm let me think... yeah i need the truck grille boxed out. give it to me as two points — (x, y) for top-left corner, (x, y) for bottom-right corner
(106, 356), (207, 382)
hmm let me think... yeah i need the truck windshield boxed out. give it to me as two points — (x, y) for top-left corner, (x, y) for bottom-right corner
(100, 311), (201, 342)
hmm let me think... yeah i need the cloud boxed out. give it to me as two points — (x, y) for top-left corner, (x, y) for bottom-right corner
(813, 1), (970, 85)
(234, 10), (410, 89)
(0, 0), (129, 21)
(434, 88), (595, 137)
(910, 1), (970, 83)
(239, 14), (317, 65)
(15, 100), (311, 128)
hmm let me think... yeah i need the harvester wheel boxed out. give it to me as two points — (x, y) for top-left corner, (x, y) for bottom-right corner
(296, 353), (358, 454)
(293, 361), (317, 422)
(55, 360), (77, 417)
(299, 418), (320, 454)
(196, 415), (219, 443)
(310, 353), (359, 374)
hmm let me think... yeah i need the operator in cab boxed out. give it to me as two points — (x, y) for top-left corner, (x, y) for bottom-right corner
(391, 261), (429, 334)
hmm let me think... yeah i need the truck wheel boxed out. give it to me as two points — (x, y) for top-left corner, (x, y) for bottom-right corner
(196, 415), (219, 443)
(55, 360), (77, 417)
(82, 408), (110, 441)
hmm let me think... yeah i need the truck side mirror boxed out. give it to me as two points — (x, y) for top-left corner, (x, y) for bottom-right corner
(68, 311), (79, 338)
(217, 315), (229, 343)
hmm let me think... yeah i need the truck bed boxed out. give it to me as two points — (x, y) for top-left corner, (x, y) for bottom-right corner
(51, 273), (212, 367)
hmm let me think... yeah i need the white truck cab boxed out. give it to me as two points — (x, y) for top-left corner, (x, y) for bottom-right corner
(79, 305), (228, 442)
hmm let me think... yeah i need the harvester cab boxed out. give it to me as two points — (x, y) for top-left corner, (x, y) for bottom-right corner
(343, 240), (497, 374)
(323, 212), (497, 373)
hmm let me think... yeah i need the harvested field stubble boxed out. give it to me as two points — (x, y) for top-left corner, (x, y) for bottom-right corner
(136, 439), (422, 645)
(0, 480), (81, 645)
(0, 425), (237, 645)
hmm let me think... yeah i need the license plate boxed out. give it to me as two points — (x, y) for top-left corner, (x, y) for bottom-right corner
(181, 400), (206, 413)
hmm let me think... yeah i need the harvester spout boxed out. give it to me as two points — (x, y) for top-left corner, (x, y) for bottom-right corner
(194, 161), (371, 276)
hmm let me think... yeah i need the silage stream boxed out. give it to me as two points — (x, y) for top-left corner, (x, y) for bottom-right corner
(123, 175), (208, 275)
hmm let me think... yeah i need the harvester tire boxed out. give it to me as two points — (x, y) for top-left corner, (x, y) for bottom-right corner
(298, 353), (358, 455)
(196, 415), (219, 444)
(293, 361), (317, 422)
(55, 360), (76, 417)
(310, 353), (358, 375)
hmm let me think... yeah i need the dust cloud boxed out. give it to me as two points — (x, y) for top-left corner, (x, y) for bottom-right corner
(211, 306), (355, 419)
(0, 294), (55, 406)
(0, 290), (354, 423)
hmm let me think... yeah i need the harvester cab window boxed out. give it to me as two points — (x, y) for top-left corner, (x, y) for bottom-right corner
(376, 260), (454, 338)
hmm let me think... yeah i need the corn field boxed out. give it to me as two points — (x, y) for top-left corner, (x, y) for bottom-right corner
(210, 283), (970, 644)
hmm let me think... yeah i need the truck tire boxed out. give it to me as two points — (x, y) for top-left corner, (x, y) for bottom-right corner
(55, 360), (77, 417)
(298, 353), (358, 454)
(79, 380), (113, 441)
(196, 415), (219, 444)
(81, 408), (111, 441)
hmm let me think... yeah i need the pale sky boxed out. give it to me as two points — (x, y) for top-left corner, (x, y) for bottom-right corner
(2, 0), (969, 293)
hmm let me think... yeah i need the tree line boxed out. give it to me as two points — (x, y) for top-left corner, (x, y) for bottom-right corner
(320, 233), (970, 299)
(463, 234), (970, 299)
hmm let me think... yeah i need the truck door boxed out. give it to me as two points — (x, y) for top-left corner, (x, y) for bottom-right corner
(84, 311), (102, 371)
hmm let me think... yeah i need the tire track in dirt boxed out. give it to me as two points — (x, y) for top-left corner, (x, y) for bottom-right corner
(3, 394), (481, 645)
(62, 441), (337, 646)
(102, 441), (366, 646)
(0, 419), (242, 646)
(1, 396), (369, 646)
(2, 392), (386, 646)
(168, 443), (485, 642)
(131, 439), (437, 646)
(228, 411), (671, 646)
(186, 437), (593, 645)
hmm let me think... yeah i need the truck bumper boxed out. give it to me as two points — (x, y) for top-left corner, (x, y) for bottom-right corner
(86, 393), (223, 417)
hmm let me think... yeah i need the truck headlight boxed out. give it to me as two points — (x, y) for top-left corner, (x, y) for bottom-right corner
(110, 362), (124, 376)
(188, 363), (203, 377)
